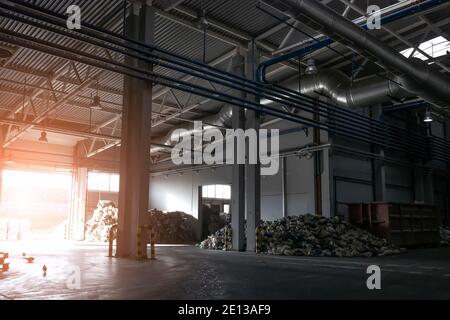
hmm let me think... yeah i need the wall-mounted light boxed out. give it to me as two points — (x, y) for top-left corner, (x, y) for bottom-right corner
(4, 153), (15, 164)
(424, 109), (433, 123)
(38, 131), (48, 142)
(90, 95), (102, 110)
(90, 79), (102, 110)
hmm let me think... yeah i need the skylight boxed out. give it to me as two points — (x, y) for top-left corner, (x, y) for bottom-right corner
(400, 36), (450, 61)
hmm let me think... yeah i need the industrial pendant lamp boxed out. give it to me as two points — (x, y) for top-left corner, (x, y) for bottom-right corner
(39, 97), (49, 143)
(90, 79), (102, 110)
(4, 152), (15, 164)
(424, 109), (433, 123)
(38, 130), (48, 142)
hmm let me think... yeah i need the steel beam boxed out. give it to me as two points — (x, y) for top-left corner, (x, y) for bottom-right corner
(3, 71), (103, 147)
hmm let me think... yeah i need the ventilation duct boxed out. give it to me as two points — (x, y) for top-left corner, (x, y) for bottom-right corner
(150, 105), (233, 153)
(261, 0), (450, 109)
(153, 68), (413, 153)
(278, 69), (413, 109)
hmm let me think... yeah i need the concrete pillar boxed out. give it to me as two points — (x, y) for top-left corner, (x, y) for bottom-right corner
(281, 156), (287, 217)
(423, 168), (434, 205)
(231, 53), (246, 251)
(245, 111), (261, 251)
(117, 0), (154, 258)
(414, 165), (425, 203)
(245, 42), (261, 252)
(68, 167), (88, 240)
(372, 105), (386, 201)
(320, 130), (333, 218)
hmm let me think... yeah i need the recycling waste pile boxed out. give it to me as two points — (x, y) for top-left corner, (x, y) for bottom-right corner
(85, 201), (199, 244)
(200, 214), (403, 257)
(85, 200), (118, 242)
(199, 224), (233, 251)
(441, 226), (450, 246)
(148, 209), (199, 244)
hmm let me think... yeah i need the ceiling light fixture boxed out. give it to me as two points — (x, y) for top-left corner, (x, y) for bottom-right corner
(90, 79), (102, 110)
(424, 109), (433, 123)
(4, 153), (14, 164)
(38, 130), (48, 142)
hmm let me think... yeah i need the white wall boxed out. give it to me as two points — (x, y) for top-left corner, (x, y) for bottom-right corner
(150, 118), (321, 221)
(150, 166), (232, 219)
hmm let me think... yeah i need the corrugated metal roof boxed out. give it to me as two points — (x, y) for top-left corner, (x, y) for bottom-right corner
(0, 0), (448, 146)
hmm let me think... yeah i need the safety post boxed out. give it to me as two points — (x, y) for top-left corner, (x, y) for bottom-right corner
(136, 225), (155, 260)
(108, 224), (118, 257)
(150, 231), (156, 260)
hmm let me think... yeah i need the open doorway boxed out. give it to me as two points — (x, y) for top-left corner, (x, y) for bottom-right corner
(0, 169), (72, 240)
(199, 184), (231, 239)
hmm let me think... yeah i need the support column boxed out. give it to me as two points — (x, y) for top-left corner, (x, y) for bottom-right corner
(245, 111), (261, 251)
(281, 156), (287, 218)
(414, 164), (425, 203)
(320, 130), (333, 218)
(245, 41), (261, 252)
(372, 105), (386, 201)
(117, 0), (154, 258)
(68, 167), (88, 240)
(231, 53), (246, 251)
(423, 168), (434, 205)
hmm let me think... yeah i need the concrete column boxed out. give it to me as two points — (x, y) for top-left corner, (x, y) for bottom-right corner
(423, 168), (434, 205)
(414, 165), (425, 203)
(117, 0), (154, 258)
(372, 105), (386, 201)
(245, 41), (261, 252)
(320, 130), (333, 218)
(245, 111), (261, 251)
(231, 53), (246, 251)
(281, 156), (287, 218)
(68, 167), (88, 240)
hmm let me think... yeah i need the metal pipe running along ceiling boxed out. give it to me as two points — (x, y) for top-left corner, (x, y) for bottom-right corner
(261, 0), (450, 109)
(0, 1), (449, 163)
(257, 0), (447, 80)
(0, 2), (393, 145)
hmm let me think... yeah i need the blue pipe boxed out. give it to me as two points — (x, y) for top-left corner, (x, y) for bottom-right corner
(3, 0), (448, 162)
(256, 0), (447, 82)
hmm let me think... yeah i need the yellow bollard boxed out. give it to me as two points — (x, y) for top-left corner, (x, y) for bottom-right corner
(108, 224), (118, 257)
(136, 226), (145, 260)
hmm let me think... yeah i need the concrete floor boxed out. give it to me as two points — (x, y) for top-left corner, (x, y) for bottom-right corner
(0, 241), (449, 300)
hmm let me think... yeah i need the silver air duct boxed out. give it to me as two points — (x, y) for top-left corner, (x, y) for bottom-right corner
(261, 0), (450, 108)
(154, 67), (412, 153)
(150, 105), (233, 153)
(296, 68), (411, 108)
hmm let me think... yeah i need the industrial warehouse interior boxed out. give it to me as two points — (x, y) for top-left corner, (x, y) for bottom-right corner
(0, 0), (450, 306)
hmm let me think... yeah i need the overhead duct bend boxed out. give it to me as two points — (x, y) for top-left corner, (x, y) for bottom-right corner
(154, 67), (412, 154)
(293, 68), (412, 108)
(150, 105), (233, 154)
(261, 0), (450, 109)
